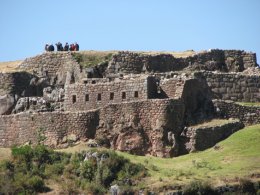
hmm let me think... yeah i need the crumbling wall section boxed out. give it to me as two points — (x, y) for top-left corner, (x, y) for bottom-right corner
(107, 50), (257, 75)
(19, 52), (82, 85)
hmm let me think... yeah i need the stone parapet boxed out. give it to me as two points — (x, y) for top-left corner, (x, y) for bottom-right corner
(213, 99), (260, 125)
(185, 119), (244, 152)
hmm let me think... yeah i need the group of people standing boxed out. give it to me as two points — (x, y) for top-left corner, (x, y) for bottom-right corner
(45, 42), (79, 52)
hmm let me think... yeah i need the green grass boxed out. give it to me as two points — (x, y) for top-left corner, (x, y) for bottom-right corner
(236, 102), (260, 107)
(0, 124), (259, 190)
(118, 124), (260, 188)
(71, 50), (116, 68)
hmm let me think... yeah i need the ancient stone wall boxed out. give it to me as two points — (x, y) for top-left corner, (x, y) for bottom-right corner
(0, 99), (185, 157)
(0, 111), (99, 147)
(185, 119), (244, 152)
(159, 78), (185, 99)
(19, 52), (82, 85)
(97, 99), (185, 157)
(107, 51), (187, 74)
(64, 76), (157, 111)
(107, 50), (257, 75)
(194, 71), (260, 102)
(213, 100), (260, 125)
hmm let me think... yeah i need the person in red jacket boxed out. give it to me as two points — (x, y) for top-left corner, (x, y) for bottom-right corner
(69, 44), (75, 51)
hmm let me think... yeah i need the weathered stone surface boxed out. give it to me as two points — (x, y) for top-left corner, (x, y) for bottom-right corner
(106, 50), (257, 75)
(185, 119), (244, 152)
(0, 49), (258, 158)
(213, 99), (260, 125)
(194, 71), (260, 102)
(0, 94), (15, 115)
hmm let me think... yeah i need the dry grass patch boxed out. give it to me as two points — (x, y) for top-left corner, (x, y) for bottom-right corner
(190, 119), (237, 129)
(0, 60), (23, 73)
(0, 148), (11, 161)
(139, 50), (197, 58)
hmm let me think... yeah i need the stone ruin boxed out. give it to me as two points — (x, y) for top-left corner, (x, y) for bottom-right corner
(0, 49), (259, 157)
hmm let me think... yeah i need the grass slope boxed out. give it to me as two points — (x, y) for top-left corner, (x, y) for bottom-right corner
(118, 124), (260, 189)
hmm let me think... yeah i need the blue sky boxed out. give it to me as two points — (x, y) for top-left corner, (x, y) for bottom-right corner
(0, 0), (260, 63)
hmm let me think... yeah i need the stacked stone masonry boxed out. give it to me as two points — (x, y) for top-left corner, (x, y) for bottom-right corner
(213, 100), (260, 125)
(0, 99), (184, 157)
(19, 52), (82, 85)
(0, 111), (99, 147)
(0, 49), (259, 157)
(64, 76), (159, 111)
(185, 119), (244, 152)
(107, 50), (257, 74)
(195, 71), (260, 102)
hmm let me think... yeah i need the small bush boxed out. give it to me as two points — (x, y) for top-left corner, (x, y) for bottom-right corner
(27, 175), (45, 192)
(45, 163), (64, 178)
(85, 182), (106, 195)
(182, 180), (217, 195)
(238, 178), (256, 194)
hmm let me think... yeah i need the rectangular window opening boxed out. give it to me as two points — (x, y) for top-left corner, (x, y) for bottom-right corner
(72, 95), (76, 103)
(97, 93), (101, 101)
(85, 94), (89, 102)
(110, 92), (114, 100)
(122, 92), (126, 99)
(134, 91), (138, 98)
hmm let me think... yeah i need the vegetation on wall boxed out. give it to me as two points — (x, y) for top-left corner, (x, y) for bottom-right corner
(72, 51), (115, 68)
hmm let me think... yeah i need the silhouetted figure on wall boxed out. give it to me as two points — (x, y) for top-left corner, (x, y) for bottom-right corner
(48, 44), (54, 51)
(64, 42), (69, 51)
(55, 42), (63, 51)
(45, 44), (49, 52)
(69, 44), (75, 51)
(75, 42), (79, 51)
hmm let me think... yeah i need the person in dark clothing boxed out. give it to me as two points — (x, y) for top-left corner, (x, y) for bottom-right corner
(45, 44), (49, 52)
(55, 42), (63, 51)
(48, 44), (55, 51)
(64, 42), (69, 51)
(75, 42), (79, 51)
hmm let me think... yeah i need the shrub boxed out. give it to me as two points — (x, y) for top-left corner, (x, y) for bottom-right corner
(45, 163), (64, 178)
(80, 160), (96, 182)
(85, 182), (106, 195)
(12, 145), (33, 164)
(182, 180), (217, 195)
(27, 175), (45, 192)
(238, 178), (256, 194)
